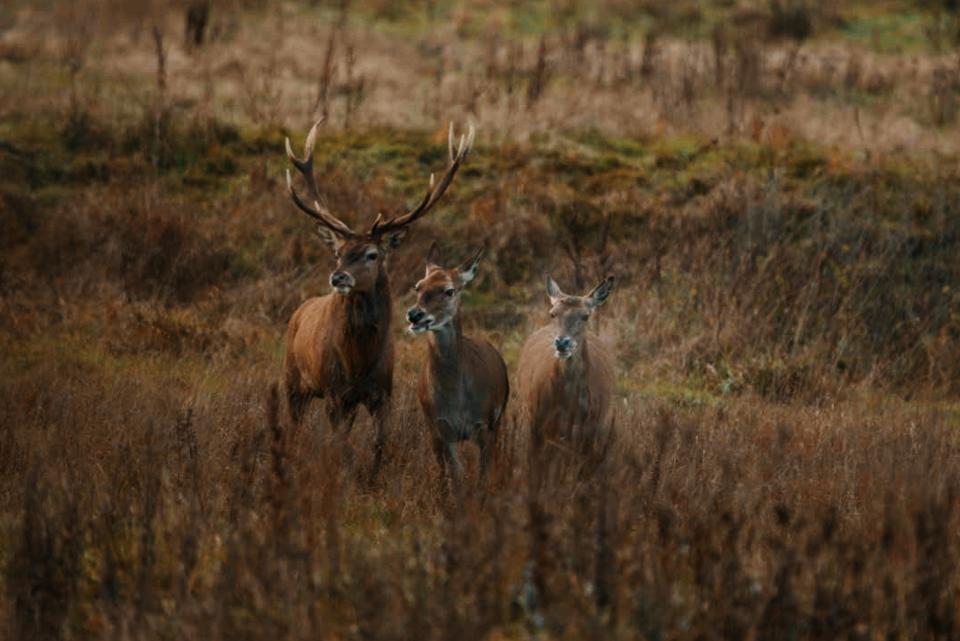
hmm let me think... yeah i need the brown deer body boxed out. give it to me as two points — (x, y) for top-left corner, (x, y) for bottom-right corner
(407, 244), (509, 478)
(283, 120), (475, 472)
(517, 275), (617, 442)
(284, 269), (392, 427)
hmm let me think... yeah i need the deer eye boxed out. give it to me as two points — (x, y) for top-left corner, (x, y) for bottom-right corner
(445, 288), (456, 297)
(413, 283), (421, 292)
(365, 251), (379, 261)
(579, 313), (590, 322)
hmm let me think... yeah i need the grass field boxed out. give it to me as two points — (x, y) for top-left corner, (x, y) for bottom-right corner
(2, 1), (960, 639)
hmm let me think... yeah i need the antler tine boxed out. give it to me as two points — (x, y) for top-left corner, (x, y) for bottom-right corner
(286, 169), (320, 221)
(285, 169), (354, 236)
(284, 119), (323, 200)
(285, 120), (356, 237)
(448, 122), (455, 163)
(370, 121), (476, 236)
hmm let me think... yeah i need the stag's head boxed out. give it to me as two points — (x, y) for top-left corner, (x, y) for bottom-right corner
(406, 243), (484, 334)
(544, 274), (616, 359)
(285, 120), (475, 295)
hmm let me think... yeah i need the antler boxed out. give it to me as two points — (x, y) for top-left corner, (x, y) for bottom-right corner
(369, 121), (476, 236)
(285, 119), (356, 238)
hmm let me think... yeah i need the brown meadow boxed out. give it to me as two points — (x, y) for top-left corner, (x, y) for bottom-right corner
(2, 1), (960, 639)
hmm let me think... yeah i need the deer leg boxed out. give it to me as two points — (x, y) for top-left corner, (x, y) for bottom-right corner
(431, 432), (462, 479)
(285, 369), (310, 426)
(447, 442), (463, 484)
(365, 398), (390, 480)
(326, 402), (359, 473)
(475, 423), (494, 481)
(343, 408), (358, 433)
(431, 434), (449, 473)
(288, 392), (309, 426)
(325, 402), (357, 432)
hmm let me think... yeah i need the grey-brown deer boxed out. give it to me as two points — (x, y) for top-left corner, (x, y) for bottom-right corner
(283, 120), (475, 473)
(406, 243), (509, 480)
(517, 274), (616, 446)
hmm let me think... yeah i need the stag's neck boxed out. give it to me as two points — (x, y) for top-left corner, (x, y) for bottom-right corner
(335, 270), (391, 334)
(427, 315), (464, 372)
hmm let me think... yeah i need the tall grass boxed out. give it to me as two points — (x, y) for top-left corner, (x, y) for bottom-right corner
(2, 361), (959, 639)
(2, 2), (960, 639)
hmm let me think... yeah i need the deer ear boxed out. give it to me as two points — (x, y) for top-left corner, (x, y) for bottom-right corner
(315, 225), (342, 252)
(425, 240), (443, 275)
(383, 228), (407, 250)
(545, 273), (564, 306)
(457, 246), (484, 286)
(586, 276), (616, 309)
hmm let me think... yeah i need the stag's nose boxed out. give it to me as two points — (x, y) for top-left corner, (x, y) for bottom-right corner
(330, 271), (350, 287)
(407, 307), (426, 323)
(554, 336), (573, 352)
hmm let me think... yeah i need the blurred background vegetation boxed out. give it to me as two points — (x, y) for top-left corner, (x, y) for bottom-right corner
(2, 1), (960, 639)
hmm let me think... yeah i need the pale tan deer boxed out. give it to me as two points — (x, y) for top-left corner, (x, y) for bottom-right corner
(517, 274), (617, 445)
(406, 243), (509, 479)
(283, 120), (475, 473)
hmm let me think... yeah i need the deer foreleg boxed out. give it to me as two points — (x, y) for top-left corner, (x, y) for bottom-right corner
(475, 423), (495, 480)
(288, 391), (310, 426)
(325, 401), (358, 477)
(325, 402), (357, 432)
(432, 426), (462, 483)
(365, 395), (390, 479)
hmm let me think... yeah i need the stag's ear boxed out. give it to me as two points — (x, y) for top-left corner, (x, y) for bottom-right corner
(586, 276), (616, 309)
(546, 273), (564, 306)
(457, 246), (484, 286)
(315, 225), (342, 252)
(425, 240), (443, 275)
(383, 228), (407, 250)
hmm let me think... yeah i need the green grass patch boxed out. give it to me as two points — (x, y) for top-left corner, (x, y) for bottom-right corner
(836, 9), (932, 53)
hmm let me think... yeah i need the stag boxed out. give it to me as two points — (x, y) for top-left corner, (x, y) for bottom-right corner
(283, 120), (475, 472)
(516, 274), (617, 446)
(406, 243), (509, 479)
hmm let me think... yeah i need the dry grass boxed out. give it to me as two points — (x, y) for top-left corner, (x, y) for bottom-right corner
(3, 352), (960, 640)
(3, 1), (960, 151)
(2, 1), (960, 639)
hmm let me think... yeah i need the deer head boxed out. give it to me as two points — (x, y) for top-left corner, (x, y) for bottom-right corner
(285, 119), (475, 295)
(544, 274), (616, 359)
(406, 242), (484, 334)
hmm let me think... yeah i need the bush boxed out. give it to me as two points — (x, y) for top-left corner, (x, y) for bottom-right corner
(768, 0), (815, 41)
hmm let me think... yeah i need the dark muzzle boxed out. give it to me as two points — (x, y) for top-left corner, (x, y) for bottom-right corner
(330, 271), (351, 288)
(407, 307), (426, 324)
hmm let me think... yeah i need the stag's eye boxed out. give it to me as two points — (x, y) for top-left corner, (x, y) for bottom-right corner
(579, 313), (590, 322)
(445, 288), (456, 297)
(365, 251), (379, 261)
(413, 283), (421, 292)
